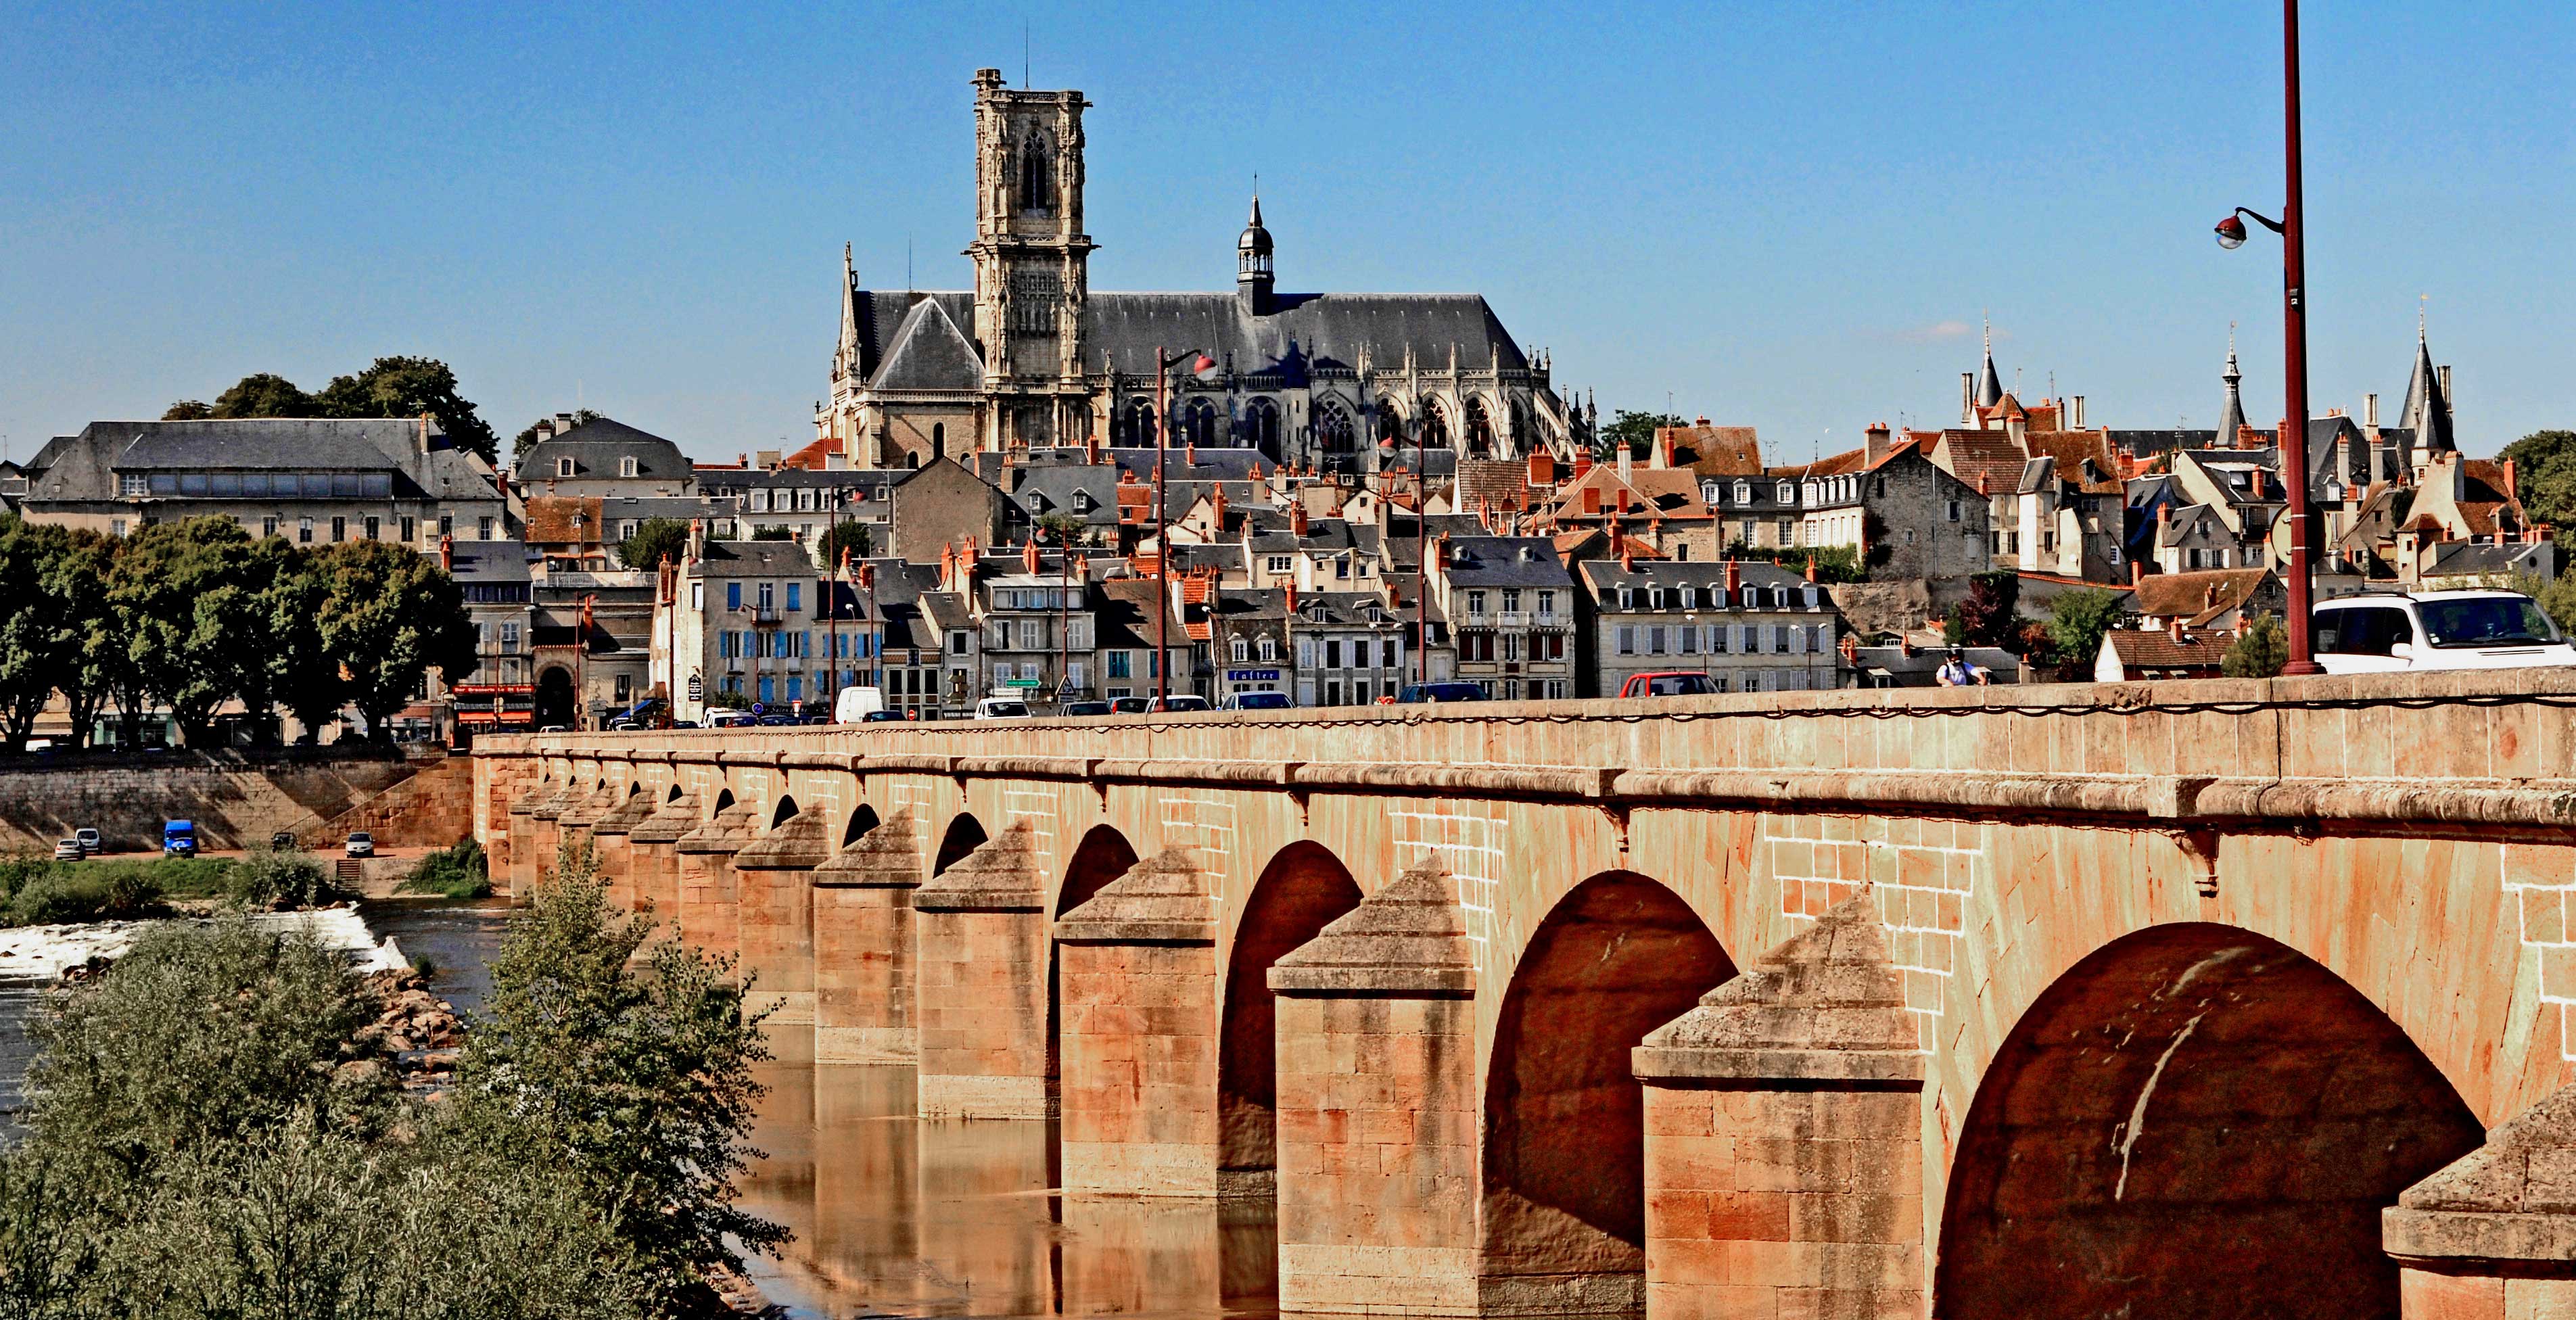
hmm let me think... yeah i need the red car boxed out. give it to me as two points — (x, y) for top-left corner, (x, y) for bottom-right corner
(1618, 671), (1718, 699)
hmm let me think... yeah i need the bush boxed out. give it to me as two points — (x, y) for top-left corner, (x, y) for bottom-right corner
(4, 868), (171, 926)
(2223, 612), (2291, 678)
(229, 847), (342, 909)
(397, 838), (490, 901)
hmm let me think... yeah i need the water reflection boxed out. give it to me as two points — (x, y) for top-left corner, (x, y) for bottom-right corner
(739, 1060), (1281, 1320)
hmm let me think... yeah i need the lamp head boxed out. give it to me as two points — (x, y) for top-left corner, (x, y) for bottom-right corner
(2214, 214), (2249, 250)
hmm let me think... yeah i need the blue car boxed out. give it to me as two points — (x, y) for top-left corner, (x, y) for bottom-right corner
(162, 820), (198, 857)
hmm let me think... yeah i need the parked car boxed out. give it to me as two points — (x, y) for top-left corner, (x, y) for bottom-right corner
(1618, 671), (1720, 699)
(1146, 694), (1213, 713)
(862, 710), (908, 722)
(1108, 697), (1151, 714)
(537, 724), (570, 733)
(1397, 682), (1489, 703)
(72, 828), (101, 856)
(162, 820), (197, 857)
(52, 838), (84, 862)
(670, 719), (701, 729)
(2311, 590), (2576, 674)
(344, 831), (375, 858)
(269, 830), (298, 851)
(974, 697), (1032, 720)
(835, 686), (887, 724)
(1060, 701), (1113, 716)
(1219, 691), (1293, 711)
(705, 711), (754, 728)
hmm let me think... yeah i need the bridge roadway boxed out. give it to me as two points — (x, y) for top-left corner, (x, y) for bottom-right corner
(477, 669), (2576, 1320)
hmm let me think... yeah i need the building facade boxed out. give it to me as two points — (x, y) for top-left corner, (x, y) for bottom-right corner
(1578, 559), (1842, 696)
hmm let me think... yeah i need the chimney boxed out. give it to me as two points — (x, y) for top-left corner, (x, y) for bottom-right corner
(1211, 486), (1227, 532)
(1617, 442), (1633, 481)
(1528, 451), (1554, 486)
(2130, 557), (2145, 587)
(1961, 372), (1975, 426)
(1803, 554), (1817, 583)
(1865, 422), (1891, 468)
(1291, 500), (1309, 536)
(1724, 559), (1741, 596)
(2364, 392), (2379, 430)
(438, 534), (452, 572)
(2169, 618), (2186, 644)
(1976, 473), (1990, 497)
(1284, 580), (1297, 614)
(1186, 440), (1198, 467)
(1574, 450), (1594, 478)
(2204, 583), (2220, 609)
(2503, 458), (2518, 500)
(2006, 414), (2027, 447)
(1620, 545), (1635, 573)
(2071, 395), (2086, 429)
(2249, 467), (2266, 500)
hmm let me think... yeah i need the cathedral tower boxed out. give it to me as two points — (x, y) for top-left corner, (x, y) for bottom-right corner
(968, 68), (1094, 446)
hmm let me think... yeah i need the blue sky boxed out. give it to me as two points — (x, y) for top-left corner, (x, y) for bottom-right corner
(4, 1), (2569, 465)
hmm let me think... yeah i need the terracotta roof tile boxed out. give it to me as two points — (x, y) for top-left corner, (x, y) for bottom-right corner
(2129, 567), (2270, 623)
(2103, 628), (2236, 671)
(525, 496), (606, 545)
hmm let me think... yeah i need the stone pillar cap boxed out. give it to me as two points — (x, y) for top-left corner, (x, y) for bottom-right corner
(589, 789), (659, 836)
(627, 792), (703, 843)
(1055, 848), (1216, 945)
(733, 807), (835, 870)
(555, 785), (621, 830)
(530, 782), (585, 821)
(1634, 889), (1924, 1085)
(814, 809), (923, 889)
(912, 821), (1043, 913)
(1269, 862), (1474, 997)
(2385, 1083), (2576, 1265)
(674, 800), (763, 855)
(509, 783), (550, 816)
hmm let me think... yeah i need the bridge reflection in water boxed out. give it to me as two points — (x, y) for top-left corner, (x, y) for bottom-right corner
(740, 1046), (1282, 1319)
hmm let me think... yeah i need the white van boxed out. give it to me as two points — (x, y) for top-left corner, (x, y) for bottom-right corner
(974, 696), (1033, 720)
(834, 686), (886, 724)
(2311, 590), (2576, 673)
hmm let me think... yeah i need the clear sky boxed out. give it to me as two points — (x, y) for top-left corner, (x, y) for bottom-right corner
(4, 1), (2569, 466)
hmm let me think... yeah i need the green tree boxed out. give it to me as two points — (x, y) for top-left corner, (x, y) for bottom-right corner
(1599, 409), (1684, 458)
(615, 517), (691, 571)
(2222, 611), (2290, 678)
(0, 517), (74, 749)
(1712, 543), (1866, 584)
(310, 540), (475, 740)
(749, 524), (797, 542)
(209, 373), (318, 419)
(314, 357), (499, 465)
(455, 843), (787, 1298)
(44, 525), (120, 749)
(818, 519), (873, 565)
(2044, 588), (2124, 678)
(2500, 429), (2576, 529)
(161, 398), (216, 421)
(264, 544), (346, 740)
(1945, 570), (2023, 650)
(1034, 512), (1087, 546)
(108, 517), (263, 747)
(512, 407), (600, 461)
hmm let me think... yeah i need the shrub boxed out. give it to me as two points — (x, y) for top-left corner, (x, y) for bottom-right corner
(2223, 612), (2290, 678)
(5, 868), (170, 926)
(397, 838), (491, 901)
(229, 847), (342, 909)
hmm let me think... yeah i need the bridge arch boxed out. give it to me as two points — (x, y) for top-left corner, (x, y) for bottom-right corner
(1482, 870), (1735, 1309)
(1934, 922), (2483, 1320)
(841, 803), (880, 847)
(710, 786), (735, 817)
(932, 813), (987, 875)
(1057, 824), (1140, 917)
(665, 782), (684, 802)
(769, 794), (800, 828)
(1219, 842), (1365, 1191)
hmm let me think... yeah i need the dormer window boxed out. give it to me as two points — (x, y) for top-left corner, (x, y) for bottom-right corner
(1073, 490), (1094, 513)
(1776, 482), (1794, 503)
(120, 473), (146, 496)
(557, 457), (576, 478)
(1702, 481), (1721, 503)
(617, 456), (638, 479)
(1733, 481), (1752, 504)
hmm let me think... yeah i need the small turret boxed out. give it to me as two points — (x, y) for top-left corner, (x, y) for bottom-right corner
(2218, 326), (2248, 443)
(1237, 192), (1275, 314)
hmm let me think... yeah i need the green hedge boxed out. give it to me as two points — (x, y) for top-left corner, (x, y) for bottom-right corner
(0, 852), (345, 926)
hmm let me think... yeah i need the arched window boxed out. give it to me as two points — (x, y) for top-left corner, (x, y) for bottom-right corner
(1116, 397), (1156, 447)
(1463, 398), (1495, 456)
(1417, 398), (1451, 451)
(1244, 397), (1282, 453)
(1177, 398), (1220, 448)
(1375, 401), (1405, 448)
(931, 422), (945, 458)
(1016, 131), (1055, 214)
(1315, 398), (1356, 454)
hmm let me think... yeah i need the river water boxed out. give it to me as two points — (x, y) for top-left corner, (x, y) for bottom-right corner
(0, 901), (1279, 1320)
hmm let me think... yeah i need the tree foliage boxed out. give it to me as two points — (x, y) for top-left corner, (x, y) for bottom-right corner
(2222, 611), (2291, 678)
(165, 360), (498, 464)
(2500, 429), (2576, 530)
(310, 539), (477, 737)
(2043, 588), (2124, 674)
(818, 519), (873, 566)
(1944, 570), (2025, 651)
(1599, 409), (1684, 458)
(1714, 543), (1867, 584)
(615, 517), (691, 571)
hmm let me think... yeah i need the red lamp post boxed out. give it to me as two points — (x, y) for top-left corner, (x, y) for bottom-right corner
(2214, 0), (2321, 676)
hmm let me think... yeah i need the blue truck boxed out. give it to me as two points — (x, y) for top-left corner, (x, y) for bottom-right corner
(162, 820), (197, 857)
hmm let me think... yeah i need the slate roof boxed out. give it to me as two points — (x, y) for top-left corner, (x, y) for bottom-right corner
(847, 289), (1528, 389)
(24, 418), (502, 506)
(694, 539), (818, 577)
(1576, 558), (1815, 594)
(1285, 590), (1405, 628)
(2423, 540), (2548, 578)
(514, 416), (693, 485)
(1434, 536), (1578, 588)
(1097, 577), (1184, 651)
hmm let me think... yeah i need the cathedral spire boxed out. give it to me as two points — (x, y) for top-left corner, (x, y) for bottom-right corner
(1975, 314), (2004, 409)
(835, 242), (862, 381)
(1238, 185), (1275, 314)
(2218, 323), (2247, 442)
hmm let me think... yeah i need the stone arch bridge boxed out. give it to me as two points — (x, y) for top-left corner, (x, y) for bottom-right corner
(477, 671), (2576, 1320)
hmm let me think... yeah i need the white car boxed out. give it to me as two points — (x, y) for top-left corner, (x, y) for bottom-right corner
(2311, 590), (2576, 674)
(344, 832), (375, 858)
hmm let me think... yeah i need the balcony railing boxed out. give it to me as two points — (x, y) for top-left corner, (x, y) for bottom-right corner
(749, 605), (783, 626)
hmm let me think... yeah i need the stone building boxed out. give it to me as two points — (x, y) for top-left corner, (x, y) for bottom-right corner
(656, 535), (825, 722)
(515, 415), (696, 500)
(817, 69), (1584, 474)
(1577, 557), (1840, 696)
(1424, 535), (1578, 701)
(1771, 429), (1992, 580)
(1288, 588), (1411, 707)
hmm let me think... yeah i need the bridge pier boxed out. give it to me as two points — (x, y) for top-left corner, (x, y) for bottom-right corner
(734, 809), (829, 1026)
(1633, 891), (1925, 1320)
(554, 783), (615, 870)
(912, 822), (1052, 1119)
(527, 781), (578, 889)
(813, 808), (922, 1064)
(504, 786), (541, 897)
(674, 800), (758, 958)
(589, 789), (655, 912)
(626, 791), (697, 921)
(1056, 849), (1221, 1196)
(1270, 864), (1482, 1316)
(2384, 1085), (2576, 1320)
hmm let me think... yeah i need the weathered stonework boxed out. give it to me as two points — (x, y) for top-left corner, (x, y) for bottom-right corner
(732, 809), (831, 1025)
(528, 780), (582, 888)
(505, 783), (544, 897)
(624, 791), (699, 921)
(1634, 891), (1925, 1320)
(1271, 864), (1480, 1315)
(813, 809), (924, 1064)
(588, 788), (657, 912)
(912, 822), (1050, 1118)
(2386, 1083), (2576, 1320)
(673, 801), (760, 959)
(1056, 849), (1221, 1196)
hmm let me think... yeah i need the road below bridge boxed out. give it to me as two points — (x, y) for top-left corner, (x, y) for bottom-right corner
(477, 670), (2576, 1320)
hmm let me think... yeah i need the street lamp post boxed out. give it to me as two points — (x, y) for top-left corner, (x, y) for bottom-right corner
(2214, 0), (2321, 676)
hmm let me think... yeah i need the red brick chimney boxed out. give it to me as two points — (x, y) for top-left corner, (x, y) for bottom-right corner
(1210, 486), (1227, 532)
(1725, 559), (1741, 596)
(1620, 546), (1635, 573)
(2250, 467), (2266, 500)
(2130, 557), (2145, 587)
(1291, 500), (1309, 536)
(2504, 458), (2519, 500)
(1574, 450), (1594, 478)
(2168, 617), (2186, 643)
(1804, 555), (1817, 583)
